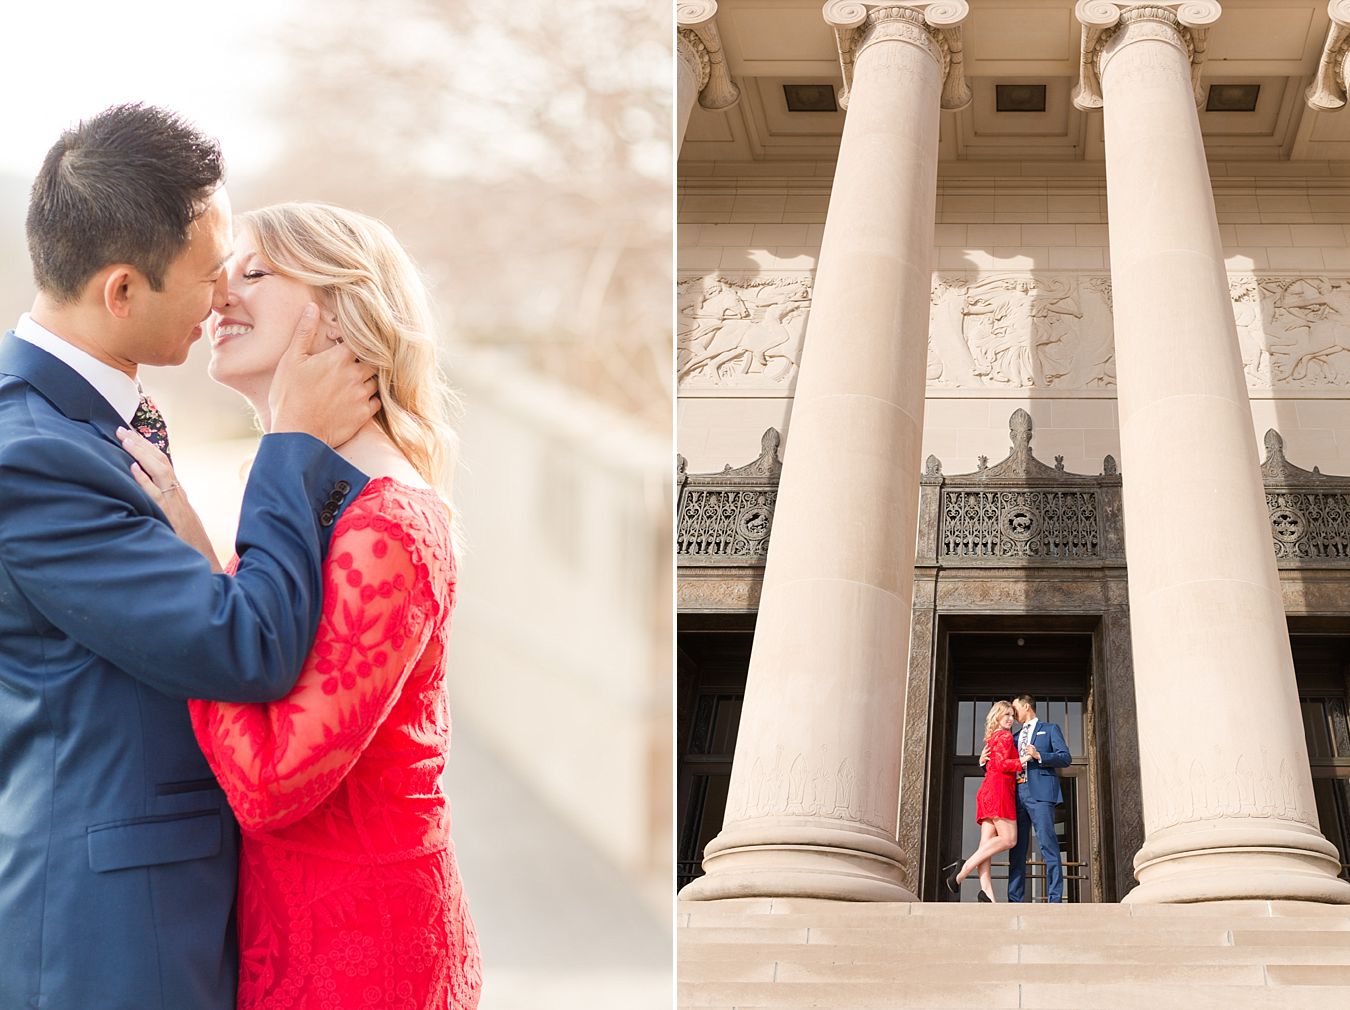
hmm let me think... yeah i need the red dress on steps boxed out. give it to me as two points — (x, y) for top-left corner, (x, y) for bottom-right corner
(190, 478), (482, 1010)
(975, 728), (1021, 823)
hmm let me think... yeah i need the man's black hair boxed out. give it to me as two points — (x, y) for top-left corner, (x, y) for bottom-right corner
(26, 103), (224, 301)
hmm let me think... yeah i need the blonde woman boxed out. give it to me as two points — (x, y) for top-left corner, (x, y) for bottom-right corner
(943, 700), (1029, 903)
(119, 203), (481, 1009)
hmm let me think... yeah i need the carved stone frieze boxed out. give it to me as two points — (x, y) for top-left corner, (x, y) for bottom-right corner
(1072, 0), (1222, 112)
(676, 429), (782, 566)
(1260, 429), (1350, 564)
(677, 1), (740, 110)
(1232, 275), (1350, 387)
(824, 1), (972, 112)
(1307, 0), (1350, 111)
(678, 271), (1350, 393)
(677, 275), (812, 390)
(677, 572), (764, 612)
(928, 273), (1116, 390)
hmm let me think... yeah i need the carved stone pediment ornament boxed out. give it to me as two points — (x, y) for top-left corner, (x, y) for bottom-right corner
(1072, 0), (1222, 112)
(677, 1), (740, 111)
(675, 419), (1350, 576)
(1260, 429), (1350, 563)
(677, 429), (783, 566)
(824, 1), (973, 111)
(920, 409), (1125, 565)
(1308, 1), (1350, 111)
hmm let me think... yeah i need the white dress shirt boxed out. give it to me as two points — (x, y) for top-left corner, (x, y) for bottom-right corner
(12, 313), (142, 423)
(1018, 717), (1039, 754)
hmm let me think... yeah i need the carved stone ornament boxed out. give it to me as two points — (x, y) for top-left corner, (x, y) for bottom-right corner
(677, 429), (783, 566)
(677, 1), (740, 111)
(1231, 275), (1350, 387)
(1307, 1), (1350, 111)
(1260, 429), (1350, 564)
(678, 271), (1350, 393)
(677, 274), (812, 391)
(1072, 0), (1223, 112)
(824, 1), (972, 112)
(928, 273), (1117, 390)
(678, 29), (711, 94)
(923, 409), (1126, 565)
(676, 419), (1349, 599)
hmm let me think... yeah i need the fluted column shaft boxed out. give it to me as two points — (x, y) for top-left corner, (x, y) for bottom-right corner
(1088, 1), (1350, 903)
(681, 2), (965, 901)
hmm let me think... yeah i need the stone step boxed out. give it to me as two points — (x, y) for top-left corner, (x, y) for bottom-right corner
(680, 940), (1350, 965)
(679, 981), (1350, 1010)
(683, 960), (1268, 985)
(678, 899), (1350, 1009)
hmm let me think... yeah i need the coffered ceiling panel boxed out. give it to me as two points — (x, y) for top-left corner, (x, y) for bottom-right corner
(679, 0), (1341, 167)
(1206, 5), (1316, 62)
(964, 7), (1075, 65)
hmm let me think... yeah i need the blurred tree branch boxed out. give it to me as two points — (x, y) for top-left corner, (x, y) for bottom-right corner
(244, 0), (671, 431)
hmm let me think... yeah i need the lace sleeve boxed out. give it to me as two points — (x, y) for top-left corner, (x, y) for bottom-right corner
(189, 513), (440, 832)
(985, 731), (1024, 774)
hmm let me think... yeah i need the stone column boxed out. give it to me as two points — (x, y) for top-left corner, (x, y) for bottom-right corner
(1075, 0), (1350, 903)
(680, 0), (970, 902)
(677, 3), (740, 152)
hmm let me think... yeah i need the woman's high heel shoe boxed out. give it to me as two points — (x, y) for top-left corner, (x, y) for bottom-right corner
(977, 890), (994, 903)
(942, 860), (962, 895)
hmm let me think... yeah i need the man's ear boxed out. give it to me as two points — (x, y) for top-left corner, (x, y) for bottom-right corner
(97, 265), (137, 320)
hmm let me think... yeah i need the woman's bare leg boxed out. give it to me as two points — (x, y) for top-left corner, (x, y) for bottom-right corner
(957, 820), (1001, 884)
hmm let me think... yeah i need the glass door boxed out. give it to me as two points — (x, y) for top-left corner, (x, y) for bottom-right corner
(944, 693), (1091, 902)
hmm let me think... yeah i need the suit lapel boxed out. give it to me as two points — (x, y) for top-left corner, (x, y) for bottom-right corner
(0, 332), (127, 448)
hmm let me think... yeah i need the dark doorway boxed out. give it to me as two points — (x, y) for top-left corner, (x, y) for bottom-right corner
(676, 625), (751, 891)
(1290, 628), (1350, 881)
(934, 629), (1099, 902)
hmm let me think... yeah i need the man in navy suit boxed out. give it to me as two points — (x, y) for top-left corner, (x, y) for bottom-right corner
(0, 105), (379, 1010)
(1007, 694), (1073, 903)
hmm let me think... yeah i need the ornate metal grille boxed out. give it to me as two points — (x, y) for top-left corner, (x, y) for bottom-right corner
(678, 488), (776, 563)
(674, 417), (1350, 574)
(1260, 431), (1350, 564)
(1267, 492), (1350, 560)
(920, 409), (1123, 568)
(676, 428), (783, 567)
(941, 489), (1102, 561)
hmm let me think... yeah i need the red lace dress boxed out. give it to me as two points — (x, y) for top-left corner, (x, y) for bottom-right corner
(975, 729), (1022, 823)
(189, 478), (482, 1010)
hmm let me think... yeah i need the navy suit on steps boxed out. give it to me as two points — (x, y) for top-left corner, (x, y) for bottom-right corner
(0, 333), (368, 1010)
(1006, 718), (1073, 903)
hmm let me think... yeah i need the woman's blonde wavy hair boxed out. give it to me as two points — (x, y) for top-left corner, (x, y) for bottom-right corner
(984, 700), (1013, 742)
(239, 202), (460, 494)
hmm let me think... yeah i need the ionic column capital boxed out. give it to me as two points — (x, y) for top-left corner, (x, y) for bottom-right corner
(1306, 1), (1350, 111)
(678, 30), (711, 93)
(677, 2), (740, 111)
(824, 1), (972, 111)
(1072, 1), (1222, 111)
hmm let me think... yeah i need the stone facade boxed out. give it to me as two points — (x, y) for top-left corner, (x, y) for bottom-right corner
(677, 0), (1350, 909)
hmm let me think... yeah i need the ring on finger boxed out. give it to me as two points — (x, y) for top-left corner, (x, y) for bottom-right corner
(162, 480), (181, 493)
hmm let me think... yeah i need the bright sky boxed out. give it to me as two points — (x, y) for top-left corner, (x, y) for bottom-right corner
(1, 2), (290, 180)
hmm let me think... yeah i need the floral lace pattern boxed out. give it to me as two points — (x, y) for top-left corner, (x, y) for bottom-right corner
(191, 479), (481, 1009)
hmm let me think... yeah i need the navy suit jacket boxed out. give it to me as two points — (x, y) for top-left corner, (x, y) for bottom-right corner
(1015, 719), (1072, 805)
(0, 333), (368, 1010)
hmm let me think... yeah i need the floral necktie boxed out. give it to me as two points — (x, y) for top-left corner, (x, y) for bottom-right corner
(131, 393), (171, 461)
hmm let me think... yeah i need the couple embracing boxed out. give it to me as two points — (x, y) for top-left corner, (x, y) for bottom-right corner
(945, 695), (1072, 903)
(0, 105), (481, 1009)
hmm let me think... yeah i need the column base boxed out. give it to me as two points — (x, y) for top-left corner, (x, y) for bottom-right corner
(678, 820), (918, 902)
(1123, 821), (1350, 904)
